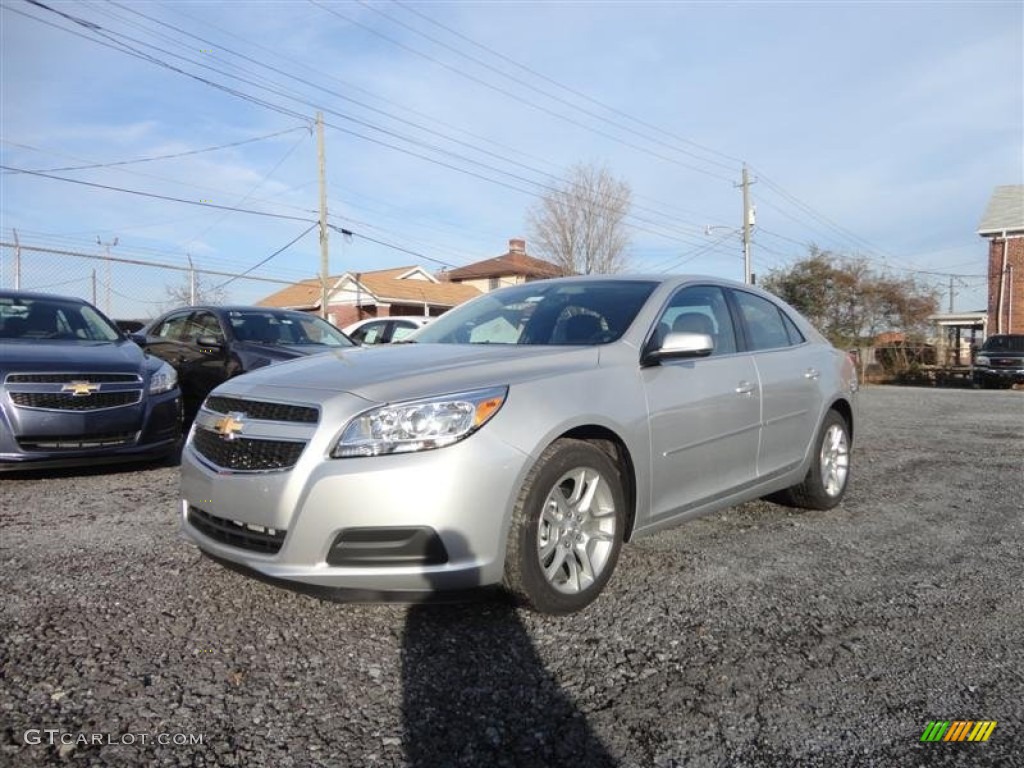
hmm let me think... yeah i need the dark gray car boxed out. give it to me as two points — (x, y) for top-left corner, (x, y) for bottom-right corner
(136, 306), (355, 420)
(0, 291), (182, 471)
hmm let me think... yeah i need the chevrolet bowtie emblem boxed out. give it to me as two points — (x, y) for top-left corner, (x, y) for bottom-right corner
(61, 380), (100, 397)
(213, 412), (245, 440)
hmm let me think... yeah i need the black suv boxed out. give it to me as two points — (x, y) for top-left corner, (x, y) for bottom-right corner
(972, 334), (1024, 388)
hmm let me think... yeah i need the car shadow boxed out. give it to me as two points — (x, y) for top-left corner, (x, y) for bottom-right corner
(400, 531), (616, 767)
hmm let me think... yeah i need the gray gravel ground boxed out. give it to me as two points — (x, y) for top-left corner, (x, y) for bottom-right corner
(2, 385), (1022, 767)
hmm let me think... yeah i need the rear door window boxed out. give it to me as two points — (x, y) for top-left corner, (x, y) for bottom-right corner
(732, 291), (793, 351)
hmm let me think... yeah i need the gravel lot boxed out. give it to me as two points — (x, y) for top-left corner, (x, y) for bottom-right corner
(2, 385), (1022, 767)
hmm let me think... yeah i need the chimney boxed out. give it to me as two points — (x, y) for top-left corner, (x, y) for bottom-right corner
(508, 238), (526, 255)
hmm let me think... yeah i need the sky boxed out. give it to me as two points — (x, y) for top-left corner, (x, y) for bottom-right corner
(1, 0), (1021, 319)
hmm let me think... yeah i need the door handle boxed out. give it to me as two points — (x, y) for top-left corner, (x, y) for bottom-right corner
(804, 368), (820, 380)
(735, 380), (755, 395)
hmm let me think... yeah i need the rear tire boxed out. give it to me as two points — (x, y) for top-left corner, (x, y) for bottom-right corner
(771, 410), (851, 510)
(503, 439), (625, 614)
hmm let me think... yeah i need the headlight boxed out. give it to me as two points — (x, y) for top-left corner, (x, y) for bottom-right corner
(148, 361), (178, 394)
(974, 355), (990, 367)
(332, 386), (507, 458)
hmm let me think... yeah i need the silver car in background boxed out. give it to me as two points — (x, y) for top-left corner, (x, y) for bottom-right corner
(179, 276), (857, 613)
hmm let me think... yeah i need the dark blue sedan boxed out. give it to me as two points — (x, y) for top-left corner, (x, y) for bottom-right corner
(0, 291), (182, 471)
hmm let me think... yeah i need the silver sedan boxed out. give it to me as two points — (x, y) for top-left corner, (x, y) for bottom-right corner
(179, 276), (857, 613)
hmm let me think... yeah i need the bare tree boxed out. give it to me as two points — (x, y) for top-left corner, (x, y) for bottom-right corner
(527, 163), (632, 274)
(163, 271), (228, 310)
(763, 247), (940, 349)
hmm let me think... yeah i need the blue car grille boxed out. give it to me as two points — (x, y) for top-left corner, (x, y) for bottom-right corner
(192, 429), (306, 472)
(10, 391), (142, 410)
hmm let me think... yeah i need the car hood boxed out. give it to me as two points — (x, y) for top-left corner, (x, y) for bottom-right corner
(979, 349), (1024, 359)
(219, 343), (602, 404)
(0, 339), (151, 374)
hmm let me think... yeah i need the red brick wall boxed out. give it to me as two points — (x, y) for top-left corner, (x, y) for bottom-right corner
(987, 236), (1024, 335)
(327, 305), (382, 328)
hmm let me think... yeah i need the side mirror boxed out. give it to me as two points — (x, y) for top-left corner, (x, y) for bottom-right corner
(128, 332), (147, 346)
(196, 335), (224, 351)
(643, 331), (714, 366)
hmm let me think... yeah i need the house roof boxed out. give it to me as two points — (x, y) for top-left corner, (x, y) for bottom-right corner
(446, 240), (563, 281)
(257, 276), (326, 310)
(977, 185), (1024, 235)
(257, 266), (480, 310)
(357, 268), (481, 306)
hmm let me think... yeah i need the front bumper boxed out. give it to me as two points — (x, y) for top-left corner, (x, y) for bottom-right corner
(179, 425), (531, 593)
(973, 367), (1024, 385)
(0, 391), (182, 471)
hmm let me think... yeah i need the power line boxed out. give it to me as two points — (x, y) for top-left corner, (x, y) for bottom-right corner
(654, 230), (740, 274)
(3, 165), (316, 222)
(392, 0), (744, 170)
(3, 137), (320, 219)
(359, 0), (738, 176)
(328, 224), (457, 269)
(178, 130), (311, 251)
(209, 223), (319, 291)
(16, 3), (708, 247)
(311, 0), (735, 184)
(2, 126), (308, 174)
(0, 242), (296, 285)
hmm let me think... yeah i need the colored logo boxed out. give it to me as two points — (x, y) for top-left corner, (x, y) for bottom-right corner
(61, 380), (100, 397)
(212, 412), (245, 440)
(920, 721), (997, 742)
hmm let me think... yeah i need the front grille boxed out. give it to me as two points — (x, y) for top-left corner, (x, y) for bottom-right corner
(192, 429), (305, 471)
(10, 391), (141, 410)
(205, 395), (318, 424)
(6, 373), (140, 384)
(188, 506), (286, 554)
(990, 358), (1024, 369)
(18, 432), (137, 451)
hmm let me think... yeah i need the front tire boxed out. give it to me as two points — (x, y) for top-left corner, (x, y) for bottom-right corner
(772, 410), (851, 510)
(503, 439), (625, 614)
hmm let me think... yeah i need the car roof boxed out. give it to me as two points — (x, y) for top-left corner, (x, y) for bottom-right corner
(0, 290), (94, 304)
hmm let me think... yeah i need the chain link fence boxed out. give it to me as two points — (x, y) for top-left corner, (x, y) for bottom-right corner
(0, 242), (298, 323)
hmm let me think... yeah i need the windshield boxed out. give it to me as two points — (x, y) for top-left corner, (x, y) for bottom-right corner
(227, 310), (354, 347)
(412, 280), (659, 345)
(981, 335), (1024, 353)
(0, 295), (121, 342)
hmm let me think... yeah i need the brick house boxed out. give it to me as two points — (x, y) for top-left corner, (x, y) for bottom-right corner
(978, 185), (1024, 335)
(257, 266), (481, 328)
(442, 238), (563, 293)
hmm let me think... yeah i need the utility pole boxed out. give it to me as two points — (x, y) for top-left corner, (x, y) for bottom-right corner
(736, 164), (756, 284)
(317, 112), (330, 320)
(187, 254), (197, 305)
(948, 275), (954, 313)
(13, 228), (21, 289)
(97, 236), (118, 314)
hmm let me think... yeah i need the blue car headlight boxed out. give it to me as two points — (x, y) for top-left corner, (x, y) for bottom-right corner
(332, 386), (507, 458)
(148, 361), (178, 394)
